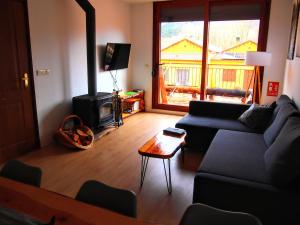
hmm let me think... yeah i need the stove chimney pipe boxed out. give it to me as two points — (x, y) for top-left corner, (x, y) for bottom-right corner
(75, 0), (97, 96)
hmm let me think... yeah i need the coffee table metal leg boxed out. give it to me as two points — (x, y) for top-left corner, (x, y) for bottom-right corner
(140, 156), (149, 187)
(163, 159), (172, 194)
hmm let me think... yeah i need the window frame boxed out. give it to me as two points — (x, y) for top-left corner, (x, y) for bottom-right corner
(152, 0), (271, 112)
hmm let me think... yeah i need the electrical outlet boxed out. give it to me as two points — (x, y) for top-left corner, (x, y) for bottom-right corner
(36, 69), (51, 76)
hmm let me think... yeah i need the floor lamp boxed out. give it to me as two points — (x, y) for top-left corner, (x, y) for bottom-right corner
(245, 51), (272, 104)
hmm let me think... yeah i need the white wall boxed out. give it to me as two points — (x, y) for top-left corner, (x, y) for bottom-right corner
(283, 2), (300, 108)
(90, 0), (132, 92)
(130, 0), (293, 110)
(284, 59), (300, 107)
(262, 0), (293, 104)
(131, 3), (153, 111)
(28, 0), (131, 146)
(28, 0), (74, 146)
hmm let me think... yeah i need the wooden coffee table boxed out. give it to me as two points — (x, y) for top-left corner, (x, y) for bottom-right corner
(138, 131), (186, 194)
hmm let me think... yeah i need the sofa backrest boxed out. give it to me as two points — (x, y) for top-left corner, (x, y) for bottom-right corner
(276, 94), (295, 106)
(264, 116), (300, 187)
(263, 103), (298, 147)
(189, 101), (250, 119)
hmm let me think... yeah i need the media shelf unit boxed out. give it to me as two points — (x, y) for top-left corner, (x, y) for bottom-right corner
(120, 90), (145, 119)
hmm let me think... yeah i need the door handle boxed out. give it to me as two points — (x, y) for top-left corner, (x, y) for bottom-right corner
(152, 64), (160, 77)
(22, 73), (29, 88)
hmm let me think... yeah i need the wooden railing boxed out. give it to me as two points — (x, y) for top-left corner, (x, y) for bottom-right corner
(162, 64), (254, 91)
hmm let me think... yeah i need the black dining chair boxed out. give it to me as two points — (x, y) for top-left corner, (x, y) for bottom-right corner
(179, 204), (262, 225)
(76, 180), (137, 218)
(0, 159), (42, 187)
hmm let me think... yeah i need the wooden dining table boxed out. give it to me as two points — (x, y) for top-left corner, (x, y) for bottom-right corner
(0, 177), (158, 225)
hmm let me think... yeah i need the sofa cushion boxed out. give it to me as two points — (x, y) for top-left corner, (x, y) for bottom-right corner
(176, 115), (253, 133)
(263, 103), (298, 147)
(264, 117), (300, 187)
(199, 130), (270, 184)
(238, 103), (273, 132)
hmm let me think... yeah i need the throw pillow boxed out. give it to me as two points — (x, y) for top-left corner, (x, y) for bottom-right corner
(238, 103), (273, 132)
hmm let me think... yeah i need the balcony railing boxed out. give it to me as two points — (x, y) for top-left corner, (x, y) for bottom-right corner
(162, 64), (254, 92)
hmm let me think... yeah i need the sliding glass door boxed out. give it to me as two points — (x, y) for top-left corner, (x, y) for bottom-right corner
(153, 0), (270, 111)
(153, 0), (206, 111)
(207, 3), (261, 104)
(160, 21), (204, 106)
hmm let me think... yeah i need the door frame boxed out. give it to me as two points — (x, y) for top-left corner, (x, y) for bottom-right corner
(152, 0), (271, 112)
(23, 0), (40, 148)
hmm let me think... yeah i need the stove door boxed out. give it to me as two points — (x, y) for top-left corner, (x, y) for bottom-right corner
(99, 100), (114, 126)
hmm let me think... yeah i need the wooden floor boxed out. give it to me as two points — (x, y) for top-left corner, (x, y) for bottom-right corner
(18, 113), (203, 225)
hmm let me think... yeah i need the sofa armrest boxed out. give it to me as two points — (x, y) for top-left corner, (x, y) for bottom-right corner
(189, 101), (250, 119)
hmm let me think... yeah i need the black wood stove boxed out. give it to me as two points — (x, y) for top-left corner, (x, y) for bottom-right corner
(72, 0), (114, 131)
(73, 93), (114, 131)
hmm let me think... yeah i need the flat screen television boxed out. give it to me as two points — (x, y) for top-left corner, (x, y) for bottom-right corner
(104, 43), (131, 71)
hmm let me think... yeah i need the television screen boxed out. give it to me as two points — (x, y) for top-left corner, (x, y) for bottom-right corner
(104, 43), (131, 71)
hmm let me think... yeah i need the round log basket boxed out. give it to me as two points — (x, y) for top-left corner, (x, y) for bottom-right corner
(55, 115), (94, 150)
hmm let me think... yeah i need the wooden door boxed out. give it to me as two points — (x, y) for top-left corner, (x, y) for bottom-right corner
(0, 0), (38, 162)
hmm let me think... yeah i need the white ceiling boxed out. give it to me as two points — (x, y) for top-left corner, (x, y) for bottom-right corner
(120, 0), (170, 4)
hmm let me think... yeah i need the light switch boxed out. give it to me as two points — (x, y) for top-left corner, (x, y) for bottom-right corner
(36, 69), (51, 76)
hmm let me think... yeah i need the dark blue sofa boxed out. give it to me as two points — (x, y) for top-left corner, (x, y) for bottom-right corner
(176, 95), (300, 225)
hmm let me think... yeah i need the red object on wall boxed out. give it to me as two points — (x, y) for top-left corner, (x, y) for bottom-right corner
(267, 82), (280, 96)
